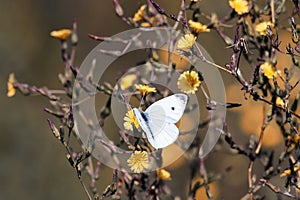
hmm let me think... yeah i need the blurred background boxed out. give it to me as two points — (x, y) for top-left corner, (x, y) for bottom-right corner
(1, 0), (299, 199)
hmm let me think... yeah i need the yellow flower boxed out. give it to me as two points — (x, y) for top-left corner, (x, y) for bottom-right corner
(157, 169), (171, 181)
(260, 62), (277, 79)
(135, 84), (156, 96)
(280, 166), (300, 177)
(188, 20), (210, 34)
(141, 16), (158, 27)
(177, 71), (201, 94)
(123, 109), (140, 131)
(50, 29), (72, 40)
(140, 22), (152, 27)
(275, 97), (285, 108)
(293, 133), (300, 144)
(127, 150), (149, 173)
(229, 0), (249, 15)
(133, 4), (147, 22)
(7, 73), (16, 97)
(120, 74), (137, 90)
(255, 21), (274, 36)
(177, 33), (197, 50)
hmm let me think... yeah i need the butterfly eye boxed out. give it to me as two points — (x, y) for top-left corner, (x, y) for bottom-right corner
(171, 107), (175, 110)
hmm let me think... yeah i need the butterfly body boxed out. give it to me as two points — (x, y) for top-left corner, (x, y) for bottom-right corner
(133, 93), (188, 149)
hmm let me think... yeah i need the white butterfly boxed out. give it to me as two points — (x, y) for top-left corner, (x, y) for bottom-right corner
(133, 93), (188, 149)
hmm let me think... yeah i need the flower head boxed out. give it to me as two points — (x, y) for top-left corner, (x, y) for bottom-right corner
(135, 84), (156, 96)
(177, 71), (201, 94)
(177, 33), (197, 50)
(292, 133), (300, 144)
(188, 20), (210, 34)
(127, 150), (149, 173)
(280, 166), (300, 177)
(7, 73), (16, 97)
(229, 0), (249, 15)
(260, 62), (277, 79)
(50, 29), (72, 40)
(140, 16), (158, 27)
(123, 109), (140, 131)
(255, 21), (274, 36)
(133, 4), (147, 22)
(157, 169), (171, 181)
(140, 22), (151, 27)
(275, 97), (285, 108)
(289, 133), (300, 144)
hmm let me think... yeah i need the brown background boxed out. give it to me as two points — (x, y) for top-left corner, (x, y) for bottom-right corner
(1, 0), (297, 199)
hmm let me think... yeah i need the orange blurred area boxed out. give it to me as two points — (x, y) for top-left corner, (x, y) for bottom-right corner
(158, 47), (190, 70)
(189, 177), (219, 200)
(176, 113), (198, 132)
(226, 83), (285, 147)
(161, 143), (186, 168)
(276, 31), (300, 101)
(225, 27), (300, 148)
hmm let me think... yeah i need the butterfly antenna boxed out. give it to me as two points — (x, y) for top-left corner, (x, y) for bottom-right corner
(119, 91), (133, 112)
(138, 93), (147, 110)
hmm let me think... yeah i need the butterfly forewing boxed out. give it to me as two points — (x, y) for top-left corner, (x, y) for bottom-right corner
(145, 93), (188, 123)
(132, 94), (188, 149)
(133, 107), (169, 148)
(132, 108), (151, 134)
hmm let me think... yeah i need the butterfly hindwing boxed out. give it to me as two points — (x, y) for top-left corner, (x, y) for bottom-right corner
(132, 108), (152, 136)
(146, 122), (179, 149)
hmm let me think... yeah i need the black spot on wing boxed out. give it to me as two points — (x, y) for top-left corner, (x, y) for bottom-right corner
(140, 112), (155, 139)
(140, 112), (149, 123)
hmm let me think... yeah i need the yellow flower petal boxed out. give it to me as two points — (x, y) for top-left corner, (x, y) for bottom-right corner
(50, 29), (72, 40)
(140, 22), (152, 27)
(133, 4), (147, 22)
(177, 71), (201, 94)
(293, 133), (300, 144)
(275, 97), (285, 108)
(229, 0), (249, 15)
(177, 33), (197, 50)
(157, 169), (171, 181)
(123, 109), (140, 131)
(255, 21), (274, 36)
(141, 17), (158, 27)
(280, 166), (300, 177)
(260, 62), (277, 79)
(7, 73), (16, 97)
(135, 84), (156, 96)
(188, 20), (210, 34)
(127, 150), (149, 173)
